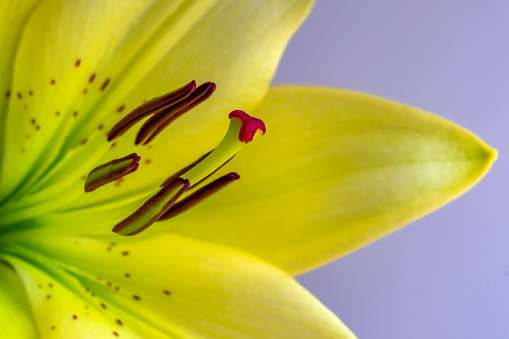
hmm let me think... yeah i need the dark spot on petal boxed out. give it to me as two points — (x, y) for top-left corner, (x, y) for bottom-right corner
(26, 134), (30, 139)
(124, 273), (130, 278)
(36, 125), (40, 131)
(81, 138), (88, 145)
(100, 78), (111, 91)
(101, 303), (107, 309)
(113, 332), (119, 337)
(85, 305), (89, 309)
(132, 295), (140, 301)
(111, 142), (117, 148)
(114, 286), (120, 291)
(56, 111), (60, 116)
(97, 276), (103, 281)
(163, 290), (171, 296)
(83, 88), (88, 94)
(81, 175), (86, 181)
(107, 282), (112, 287)
(38, 284), (42, 288)
(73, 111), (78, 117)
(116, 319), (123, 326)
(51, 326), (55, 330)
(89, 73), (96, 83)
(122, 251), (129, 256)
(75, 59), (81, 67)
(17, 92), (22, 99)
(46, 294), (51, 299)
(117, 105), (125, 113)
(28, 90), (33, 96)
(51, 79), (56, 85)
(72, 315), (78, 320)
(31, 118), (36, 125)
(48, 283), (53, 288)
(21, 148), (25, 154)
(98, 124), (104, 130)
(145, 159), (151, 164)
(23, 104), (28, 109)
(6, 90), (10, 98)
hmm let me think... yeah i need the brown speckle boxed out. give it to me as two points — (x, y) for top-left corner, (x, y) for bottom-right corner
(117, 105), (125, 113)
(73, 111), (78, 117)
(17, 92), (22, 99)
(111, 142), (117, 148)
(24, 104), (28, 109)
(122, 251), (129, 256)
(83, 88), (88, 95)
(101, 303), (107, 309)
(28, 90), (33, 96)
(81, 138), (88, 145)
(6, 90), (10, 98)
(21, 148), (25, 154)
(100, 78), (111, 91)
(31, 118), (36, 125)
(36, 125), (40, 131)
(116, 319), (123, 326)
(75, 59), (81, 67)
(38, 284), (42, 288)
(113, 332), (119, 337)
(124, 273), (130, 278)
(98, 124), (104, 130)
(72, 315), (78, 320)
(46, 294), (51, 299)
(145, 159), (151, 164)
(56, 111), (60, 116)
(132, 295), (140, 301)
(51, 325), (55, 330)
(89, 73), (96, 83)
(107, 282), (112, 287)
(163, 290), (171, 296)
(26, 134), (30, 139)
(48, 283), (53, 288)
(51, 79), (56, 85)
(114, 286), (120, 291)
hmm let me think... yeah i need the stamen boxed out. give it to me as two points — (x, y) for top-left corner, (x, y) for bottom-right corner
(112, 178), (189, 236)
(136, 82), (216, 145)
(108, 80), (216, 145)
(85, 153), (141, 192)
(182, 111), (266, 185)
(159, 172), (240, 220)
(108, 81), (196, 141)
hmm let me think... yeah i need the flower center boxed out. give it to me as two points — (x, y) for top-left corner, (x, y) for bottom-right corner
(84, 82), (266, 236)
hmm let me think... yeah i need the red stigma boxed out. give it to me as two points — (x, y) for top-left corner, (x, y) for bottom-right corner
(228, 110), (266, 143)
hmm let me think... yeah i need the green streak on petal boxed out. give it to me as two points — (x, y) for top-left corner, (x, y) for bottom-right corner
(18, 234), (356, 339)
(0, 261), (39, 338)
(170, 86), (497, 275)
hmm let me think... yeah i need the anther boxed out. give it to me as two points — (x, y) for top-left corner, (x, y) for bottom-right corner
(159, 172), (240, 220)
(85, 153), (141, 192)
(135, 82), (216, 145)
(108, 80), (215, 145)
(108, 81), (196, 141)
(112, 178), (190, 236)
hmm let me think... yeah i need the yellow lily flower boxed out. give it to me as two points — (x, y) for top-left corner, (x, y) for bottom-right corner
(0, 0), (496, 338)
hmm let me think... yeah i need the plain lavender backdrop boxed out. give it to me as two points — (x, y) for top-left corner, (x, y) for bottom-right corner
(273, 1), (508, 339)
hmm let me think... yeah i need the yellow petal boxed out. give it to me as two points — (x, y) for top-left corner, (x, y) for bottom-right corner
(0, 262), (38, 338)
(169, 86), (497, 275)
(1, 0), (314, 216)
(2, 253), (144, 338)
(10, 234), (356, 338)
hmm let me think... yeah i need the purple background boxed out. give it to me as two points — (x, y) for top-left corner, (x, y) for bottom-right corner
(273, 1), (508, 338)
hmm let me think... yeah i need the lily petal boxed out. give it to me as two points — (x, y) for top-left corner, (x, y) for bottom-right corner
(9, 234), (356, 338)
(169, 86), (497, 275)
(1, 254), (143, 338)
(0, 262), (39, 338)
(0, 0), (314, 216)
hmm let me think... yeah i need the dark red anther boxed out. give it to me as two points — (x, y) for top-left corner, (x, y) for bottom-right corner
(136, 82), (216, 145)
(85, 153), (141, 192)
(108, 81), (196, 141)
(158, 172), (240, 221)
